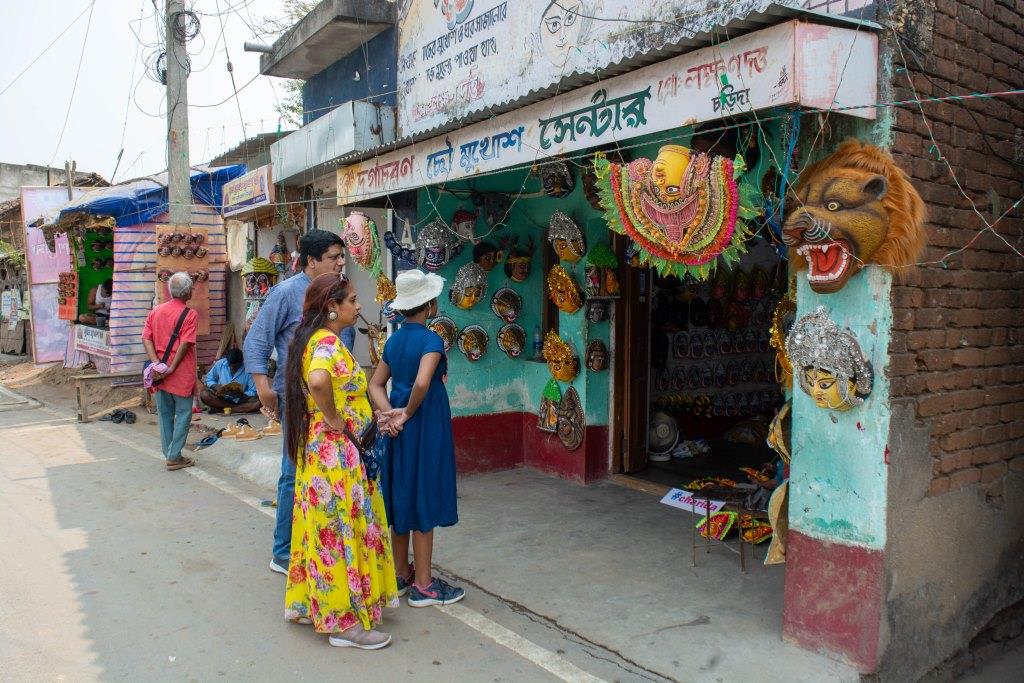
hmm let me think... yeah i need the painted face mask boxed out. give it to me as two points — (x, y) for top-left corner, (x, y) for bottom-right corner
(537, 378), (562, 433)
(473, 241), (500, 272)
(547, 265), (582, 313)
(751, 267), (769, 300)
(457, 325), (489, 362)
(341, 211), (380, 274)
(449, 262), (488, 310)
(451, 208), (478, 243)
(543, 330), (578, 382)
(585, 340), (608, 371)
(416, 219), (462, 272)
(501, 235), (535, 282)
(540, 160), (574, 198)
(427, 316), (458, 352)
(786, 305), (873, 411)
(557, 386), (584, 450)
(594, 144), (759, 280)
(490, 287), (522, 323)
(783, 140), (926, 294)
(547, 211), (586, 263)
(497, 323), (526, 358)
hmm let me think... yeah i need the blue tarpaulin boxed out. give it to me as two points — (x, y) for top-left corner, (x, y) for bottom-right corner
(55, 165), (246, 227)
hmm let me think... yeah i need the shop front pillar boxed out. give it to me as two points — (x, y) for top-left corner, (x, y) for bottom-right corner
(782, 269), (892, 673)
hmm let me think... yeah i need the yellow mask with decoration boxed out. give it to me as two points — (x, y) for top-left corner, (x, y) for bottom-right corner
(547, 265), (582, 313)
(543, 330), (578, 382)
(650, 145), (692, 204)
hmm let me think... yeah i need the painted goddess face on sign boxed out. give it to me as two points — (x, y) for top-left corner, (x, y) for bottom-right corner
(540, 0), (584, 67)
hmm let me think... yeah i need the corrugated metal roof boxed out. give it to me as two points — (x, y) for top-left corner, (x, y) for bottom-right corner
(331, 3), (879, 169)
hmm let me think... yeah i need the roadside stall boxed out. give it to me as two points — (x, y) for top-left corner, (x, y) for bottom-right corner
(38, 165), (245, 374)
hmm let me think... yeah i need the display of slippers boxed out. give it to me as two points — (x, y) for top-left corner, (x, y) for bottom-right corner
(234, 425), (262, 441)
(262, 420), (282, 436)
(220, 418), (250, 439)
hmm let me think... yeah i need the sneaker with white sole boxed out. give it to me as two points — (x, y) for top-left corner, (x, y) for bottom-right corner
(329, 628), (392, 650)
(269, 557), (288, 575)
(407, 577), (465, 607)
(396, 563), (415, 597)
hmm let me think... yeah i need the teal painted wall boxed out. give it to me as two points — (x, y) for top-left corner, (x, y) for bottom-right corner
(789, 268), (892, 549)
(415, 166), (612, 425)
(414, 119), (786, 429)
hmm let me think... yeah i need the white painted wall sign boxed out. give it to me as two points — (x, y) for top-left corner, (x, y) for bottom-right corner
(338, 20), (877, 205)
(396, 0), (809, 137)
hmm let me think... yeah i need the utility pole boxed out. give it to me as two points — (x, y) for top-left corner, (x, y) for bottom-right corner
(64, 160), (77, 200)
(165, 0), (190, 225)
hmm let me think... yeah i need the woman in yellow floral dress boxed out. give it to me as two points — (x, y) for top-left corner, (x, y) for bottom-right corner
(282, 273), (398, 650)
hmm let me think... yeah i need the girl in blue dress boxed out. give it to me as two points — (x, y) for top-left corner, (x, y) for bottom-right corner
(368, 270), (464, 607)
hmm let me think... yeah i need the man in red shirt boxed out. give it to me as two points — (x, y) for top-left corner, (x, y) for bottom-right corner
(142, 272), (199, 470)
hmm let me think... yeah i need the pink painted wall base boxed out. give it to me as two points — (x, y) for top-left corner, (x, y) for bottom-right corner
(452, 412), (609, 483)
(783, 530), (884, 672)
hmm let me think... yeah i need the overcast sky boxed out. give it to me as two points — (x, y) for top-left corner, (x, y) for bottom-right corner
(0, 0), (290, 182)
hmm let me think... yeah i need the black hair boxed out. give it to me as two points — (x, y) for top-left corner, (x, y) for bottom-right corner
(224, 347), (243, 366)
(284, 273), (353, 463)
(397, 300), (431, 317)
(473, 241), (498, 261)
(102, 278), (113, 291)
(298, 229), (344, 268)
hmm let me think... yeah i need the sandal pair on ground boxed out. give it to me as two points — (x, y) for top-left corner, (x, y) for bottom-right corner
(99, 408), (136, 424)
(220, 417), (281, 441)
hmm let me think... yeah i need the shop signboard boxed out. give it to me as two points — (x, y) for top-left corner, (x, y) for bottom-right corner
(396, 0), (810, 137)
(222, 165), (274, 218)
(74, 323), (112, 357)
(340, 19), (877, 204)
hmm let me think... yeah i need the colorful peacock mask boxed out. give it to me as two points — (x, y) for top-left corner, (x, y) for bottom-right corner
(594, 145), (761, 280)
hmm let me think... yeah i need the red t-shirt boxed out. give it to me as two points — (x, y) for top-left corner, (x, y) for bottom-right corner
(142, 299), (198, 397)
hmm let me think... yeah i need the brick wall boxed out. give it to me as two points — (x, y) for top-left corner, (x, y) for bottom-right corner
(887, 0), (1024, 496)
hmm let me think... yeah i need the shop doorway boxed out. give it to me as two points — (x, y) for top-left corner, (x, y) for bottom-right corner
(613, 237), (788, 493)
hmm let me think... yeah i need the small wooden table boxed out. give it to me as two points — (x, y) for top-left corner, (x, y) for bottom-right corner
(73, 370), (144, 423)
(690, 487), (771, 572)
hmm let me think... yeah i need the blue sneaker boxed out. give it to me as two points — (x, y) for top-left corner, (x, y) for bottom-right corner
(396, 564), (415, 597)
(407, 577), (465, 607)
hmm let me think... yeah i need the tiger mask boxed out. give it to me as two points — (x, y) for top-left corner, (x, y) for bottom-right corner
(783, 140), (926, 294)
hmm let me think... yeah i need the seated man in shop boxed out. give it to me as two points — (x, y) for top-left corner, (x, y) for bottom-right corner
(199, 347), (261, 414)
(77, 278), (113, 328)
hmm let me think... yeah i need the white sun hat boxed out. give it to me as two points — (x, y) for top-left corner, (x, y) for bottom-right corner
(391, 269), (445, 311)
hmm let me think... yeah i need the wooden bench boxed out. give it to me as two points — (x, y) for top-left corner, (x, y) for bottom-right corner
(73, 370), (144, 423)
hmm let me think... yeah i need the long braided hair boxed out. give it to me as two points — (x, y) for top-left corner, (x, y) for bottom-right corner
(283, 273), (352, 463)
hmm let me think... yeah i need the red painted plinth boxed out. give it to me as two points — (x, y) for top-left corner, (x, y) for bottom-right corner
(783, 530), (884, 673)
(451, 412), (609, 483)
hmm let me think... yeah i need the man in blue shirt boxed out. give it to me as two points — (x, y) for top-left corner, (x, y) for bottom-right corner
(243, 229), (356, 575)
(199, 348), (260, 413)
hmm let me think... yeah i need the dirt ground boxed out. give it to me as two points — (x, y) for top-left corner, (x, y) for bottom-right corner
(0, 358), (146, 418)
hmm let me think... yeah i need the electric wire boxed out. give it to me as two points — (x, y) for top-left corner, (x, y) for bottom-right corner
(48, 0), (97, 168)
(0, 0), (98, 98)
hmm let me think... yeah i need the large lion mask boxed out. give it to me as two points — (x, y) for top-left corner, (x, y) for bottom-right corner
(783, 140), (926, 293)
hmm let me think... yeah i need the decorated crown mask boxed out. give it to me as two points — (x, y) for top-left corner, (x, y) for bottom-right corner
(449, 262), (488, 310)
(547, 265), (582, 313)
(547, 211), (586, 263)
(543, 330), (578, 382)
(786, 306), (873, 411)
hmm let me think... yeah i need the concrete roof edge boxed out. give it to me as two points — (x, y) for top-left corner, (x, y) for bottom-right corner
(259, 0), (396, 78)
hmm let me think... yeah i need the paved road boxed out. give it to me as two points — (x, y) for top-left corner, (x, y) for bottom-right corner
(0, 391), (648, 682)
